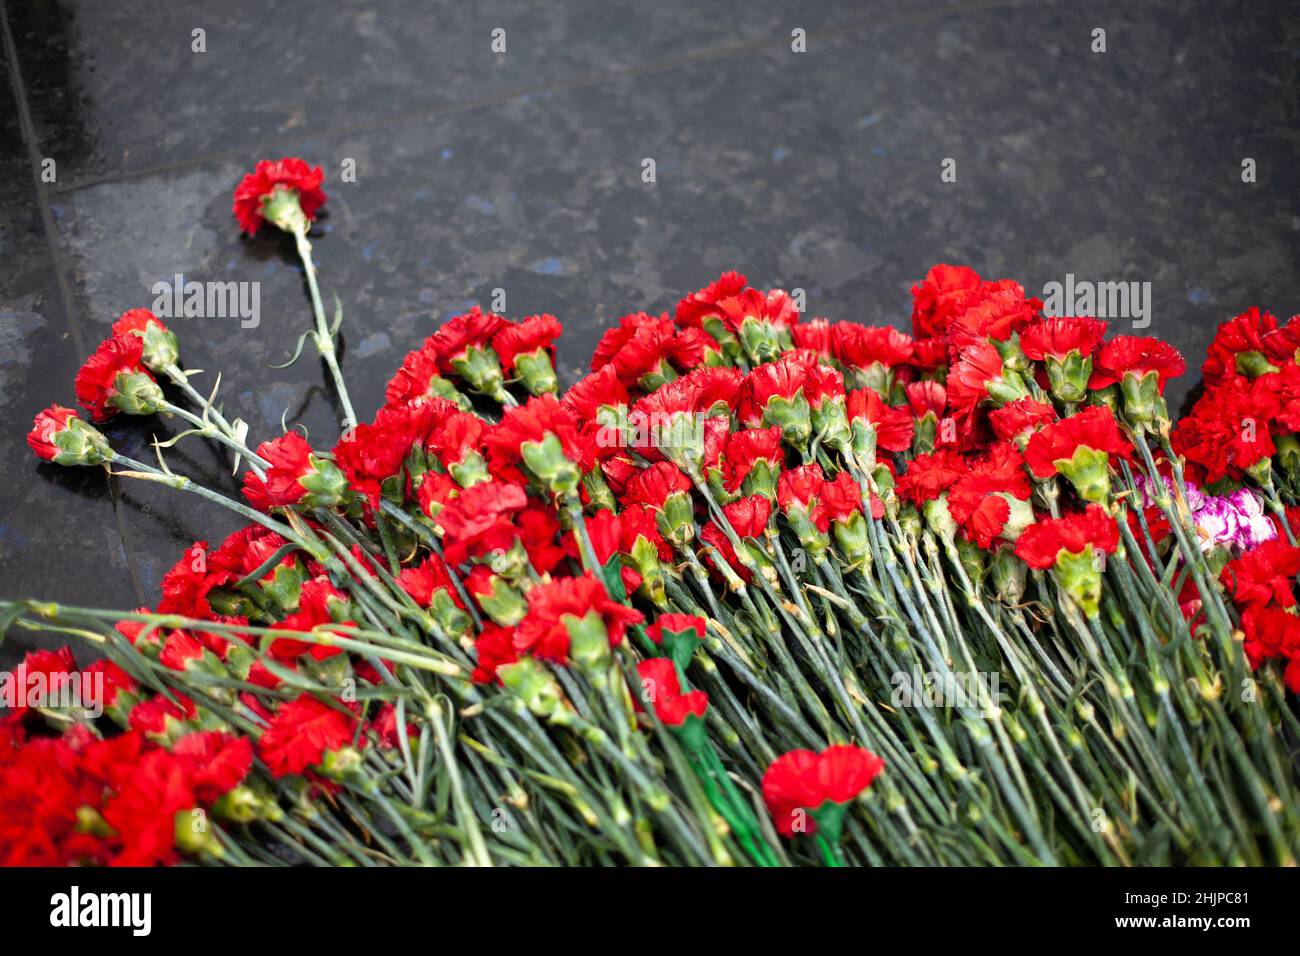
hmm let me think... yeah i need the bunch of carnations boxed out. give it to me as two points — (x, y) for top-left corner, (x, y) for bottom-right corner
(2, 158), (1298, 867)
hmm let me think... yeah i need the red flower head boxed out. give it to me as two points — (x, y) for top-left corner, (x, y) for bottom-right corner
(668, 326), (724, 370)
(111, 308), (179, 371)
(989, 397), (1057, 446)
(269, 577), (352, 661)
(172, 731), (253, 804)
(777, 462), (827, 513)
(1240, 605), (1300, 684)
(635, 658), (708, 727)
(513, 573), (643, 663)
(1089, 336), (1186, 393)
(1220, 540), (1300, 610)
(896, 449), (967, 505)
(1172, 376), (1278, 483)
(74, 334), (163, 422)
(435, 479), (529, 565)
(715, 288), (800, 335)
(384, 344), (445, 406)
(792, 318), (834, 357)
(592, 312), (674, 374)
(258, 694), (358, 778)
(563, 364), (630, 422)
(242, 431), (347, 510)
(946, 281), (1041, 355)
(492, 314), (563, 371)
(1202, 307), (1282, 384)
(601, 313), (678, 387)
(818, 470), (880, 525)
(911, 336), (949, 371)
(739, 350), (817, 423)
(232, 157), (327, 235)
(471, 623), (520, 684)
(675, 271), (748, 328)
(484, 394), (587, 493)
(101, 749), (196, 866)
(625, 461), (693, 509)
(762, 745), (885, 837)
(1019, 316), (1107, 361)
(910, 264), (983, 339)
(27, 404), (113, 466)
(3, 648), (76, 725)
(724, 426), (784, 493)
(846, 388), (915, 453)
(946, 342), (1025, 418)
(835, 325), (915, 370)
(1014, 504), (1119, 570)
(1023, 405), (1132, 502)
(333, 401), (435, 507)
(946, 443), (1033, 548)
(723, 494), (773, 538)
(905, 381), (948, 419)
(397, 552), (462, 610)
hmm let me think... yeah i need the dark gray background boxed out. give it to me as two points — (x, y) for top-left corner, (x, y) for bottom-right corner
(1, 0), (1297, 665)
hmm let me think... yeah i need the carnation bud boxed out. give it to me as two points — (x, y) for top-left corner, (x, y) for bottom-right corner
(498, 657), (566, 719)
(259, 183), (311, 234)
(1053, 547), (1104, 617)
(1043, 351), (1093, 404)
(27, 405), (112, 466)
(514, 349), (559, 396)
(110, 368), (166, 417)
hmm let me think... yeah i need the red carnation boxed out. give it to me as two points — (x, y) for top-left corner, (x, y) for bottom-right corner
(723, 494), (773, 538)
(241, 432), (315, 509)
(762, 744), (884, 837)
(74, 334), (160, 422)
(435, 479), (529, 564)
(1172, 375), (1278, 483)
(428, 306), (510, 373)
(724, 426), (784, 492)
(1014, 504), (1119, 570)
(232, 157), (327, 235)
(1089, 335), (1186, 392)
(1024, 405), (1132, 479)
(989, 398), (1057, 445)
(625, 461), (693, 509)
(1019, 316), (1107, 361)
(513, 573), (643, 663)
(896, 449), (967, 505)
(1202, 307), (1281, 385)
(258, 694), (358, 778)
(847, 388), (915, 452)
(636, 658), (708, 727)
(946, 282), (1041, 354)
(492, 314), (563, 371)
(835, 325), (915, 369)
(112, 308), (179, 371)
(471, 624), (520, 684)
(715, 288), (800, 335)
(563, 365), (629, 420)
(592, 311), (673, 372)
(910, 264), (983, 339)
(675, 271), (748, 328)
(1220, 540), (1300, 609)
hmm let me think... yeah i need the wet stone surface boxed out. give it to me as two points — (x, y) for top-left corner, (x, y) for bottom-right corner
(1, 0), (1298, 665)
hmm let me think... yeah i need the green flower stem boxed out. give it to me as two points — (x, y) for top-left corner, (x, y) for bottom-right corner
(108, 452), (328, 560)
(293, 223), (358, 430)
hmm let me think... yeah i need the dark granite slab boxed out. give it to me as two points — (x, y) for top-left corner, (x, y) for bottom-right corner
(2, 0), (1298, 666)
